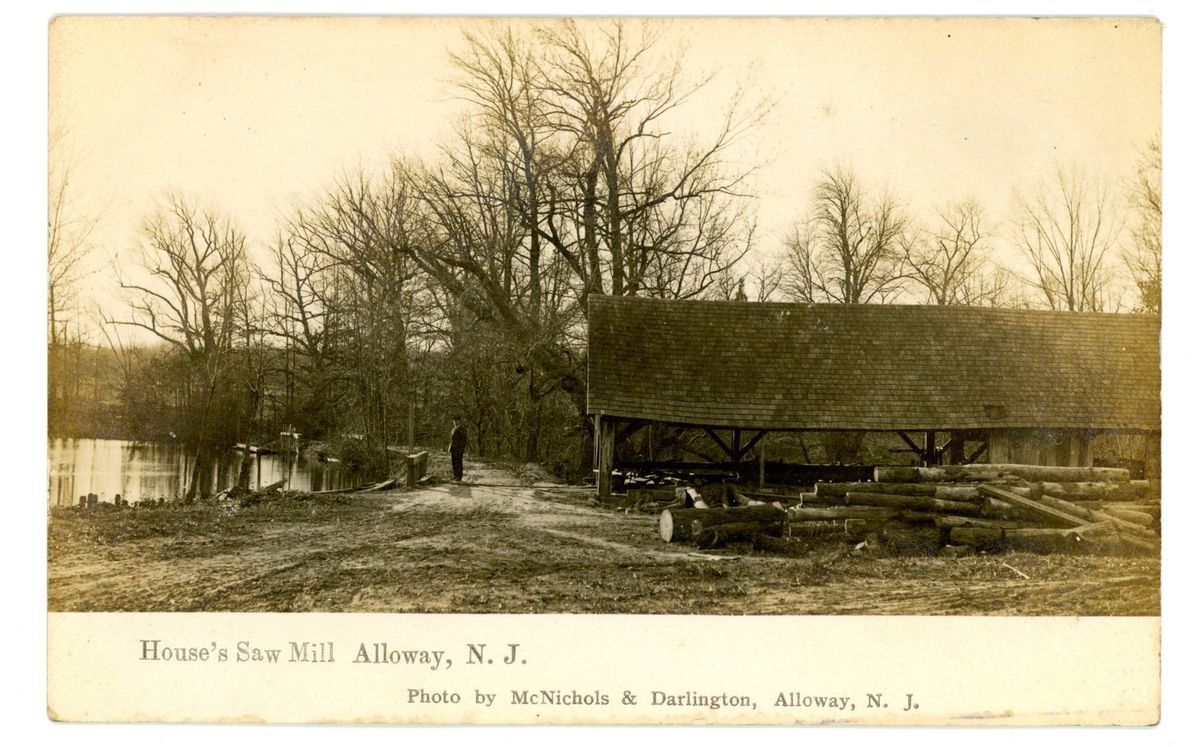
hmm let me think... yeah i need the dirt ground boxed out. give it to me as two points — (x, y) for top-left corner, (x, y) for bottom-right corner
(47, 457), (1160, 615)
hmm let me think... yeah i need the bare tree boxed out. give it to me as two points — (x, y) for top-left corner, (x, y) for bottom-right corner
(1124, 138), (1161, 314)
(904, 200), (1013, 307)
(48, 129), (98, 346)
(1013, 167), (1122, 312)
(535, 19), (761, 304)
(783, 167), (908, 304)
(279, 168), (428, 463)
(113, 193), (250, 498)
(711, 251), (785, 302)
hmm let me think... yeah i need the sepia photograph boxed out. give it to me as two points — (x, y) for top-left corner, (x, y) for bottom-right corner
(42, 12), (1165, 725)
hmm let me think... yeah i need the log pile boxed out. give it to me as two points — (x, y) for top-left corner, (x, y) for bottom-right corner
(655, 464), (1160, 556)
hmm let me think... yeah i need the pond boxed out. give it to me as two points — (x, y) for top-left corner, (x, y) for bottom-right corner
(47, 438), (358, 506)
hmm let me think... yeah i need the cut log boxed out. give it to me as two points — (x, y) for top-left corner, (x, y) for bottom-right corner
(948, 526), (1088, 553)
(875, 464), (1130, 484)
(1031, 492), (1157, 538)
(1074, 501), (1159, 517)
(789, 520), (848, 539)
(658, 505), (786, 543)
(977, 484), (1088, 527)
(983, 485), (1158, 551)
(933, 485), (984, 501)
(933, 515), (1027, 530)
(1035, 481), (1149, 501)
(1095, 508), (1153, 527)
(877, 527), (945, 555)
(738, 490), (825, 506)
(978, 497), (1020, 520)
(844, 492), (980, 515)
(815, 482), (938, 497)
(694, 521), (777, 549)
(787, 506), (899, 522)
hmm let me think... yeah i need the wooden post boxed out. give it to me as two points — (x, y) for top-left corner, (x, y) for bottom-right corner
(595, 415), (615, 498)
(758, 446), (766, 490)
(923, 431), (937, 466)
(408, 402), (416, 453)
(1067, 431), (1081, 467)
(948, 434), (965, 464)
(1079, 432), (1094, 468)
(988, 431), (1010, 464)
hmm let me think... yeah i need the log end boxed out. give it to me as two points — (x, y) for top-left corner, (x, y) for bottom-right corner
(659, 510), (675, 543)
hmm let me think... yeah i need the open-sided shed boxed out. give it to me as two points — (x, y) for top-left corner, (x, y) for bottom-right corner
(587, 296), (1160, 496)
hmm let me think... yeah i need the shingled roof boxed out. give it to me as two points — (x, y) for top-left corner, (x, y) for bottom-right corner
(587, 296), (1160, 432)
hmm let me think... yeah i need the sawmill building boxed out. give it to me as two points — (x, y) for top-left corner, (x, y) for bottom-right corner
(586, 296), (1160, 496)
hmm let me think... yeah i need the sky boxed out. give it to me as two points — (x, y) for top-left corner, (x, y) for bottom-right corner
(49, 16), (1161, 332)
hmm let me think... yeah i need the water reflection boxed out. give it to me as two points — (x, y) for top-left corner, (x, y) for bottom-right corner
(47, 438), (357, 506)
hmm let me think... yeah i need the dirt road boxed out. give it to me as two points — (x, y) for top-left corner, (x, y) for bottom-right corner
(48, 461), (1159, 615)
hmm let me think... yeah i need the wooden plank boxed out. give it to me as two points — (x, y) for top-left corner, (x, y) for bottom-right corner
(977, 484), (1088, 526)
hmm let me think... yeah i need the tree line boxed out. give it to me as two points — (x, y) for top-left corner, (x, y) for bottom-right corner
(48, 21), (1162, 495)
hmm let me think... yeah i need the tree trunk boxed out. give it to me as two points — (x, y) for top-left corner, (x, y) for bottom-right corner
(658, 504), (786, 543)
(948, 526), (1089, 553)
(844, 492), (980, 514)
(1034, 481), (1150, 501)
(694, 521), (783, 549)
(787, 506), (899, 522)
(187, 448), (215, 501)
(815, 482), (938, 497)
(236, 447), (253, 490)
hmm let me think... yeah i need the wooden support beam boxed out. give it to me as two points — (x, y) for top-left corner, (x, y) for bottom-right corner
(758, 446), (766, 490)
(942, 434), (966, 464)
(736, 430), (767, 462)
(988, 431), (1010, 464)
(732, 429), (742, 463)
(964, 441), (989, 465)
(595, 415), (616, 498)
(617, 420), (646, 444)
(896, 431), (923, 456)
(924, 431), (938, 466)
(703, 428), (735, 461)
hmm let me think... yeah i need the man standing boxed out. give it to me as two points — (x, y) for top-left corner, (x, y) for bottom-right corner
(448, 416), (468, 482)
